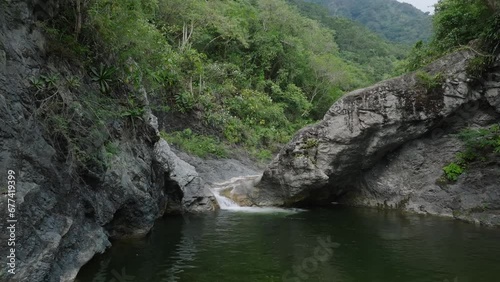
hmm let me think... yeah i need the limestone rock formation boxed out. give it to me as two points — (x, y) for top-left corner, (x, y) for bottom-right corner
(0, 1), (215, 281)
(253, 50), (500, 226)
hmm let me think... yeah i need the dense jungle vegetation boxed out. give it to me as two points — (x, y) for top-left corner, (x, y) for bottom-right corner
(37, 0), (499, 163)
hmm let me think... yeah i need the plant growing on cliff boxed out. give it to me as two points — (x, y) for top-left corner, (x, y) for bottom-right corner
(465, 56), (494, 79)
(416, 71), (444, 91)
(443, 162), (464, 181)
(458, 124), (500, 154)
(175, 91), (195, 113)
(90, 64), (116, 94)
(41, 73), (61, 90)
(303, 138), (319, 149)
(29, 77), (46, 92)
(441, 124), (500, 182)
(66, 76), (82, 90)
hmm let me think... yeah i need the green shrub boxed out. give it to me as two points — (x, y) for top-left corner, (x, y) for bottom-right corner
(223, 117), (245, 144)
(42, 25), (90, 62)
(120, 97), (145, 119)
(466, 56), (493, 79)
(161, 129), (227, 158)
(404, 40), (439, 71)
(433, 0), (497, 53)
(250, 148), (273, 162)
(174, 91), (195, 113)
(443, 162), (464, 181)
(458, 124), (500, 154)
(416, 71), (444, 91)
(442, 124), (500, 182)
(226, 89), (289, 127)
(456, 149), (477, 166)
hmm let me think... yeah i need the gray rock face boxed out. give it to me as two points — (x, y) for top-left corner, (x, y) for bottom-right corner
(350, 61), (500, 226)
(254, 51), (500, 224)
(0, 1), (214, 281)
(349, 132), (500, 226)
(154, 139), (216, 213)
(346, 92), (500, 223)
(172, 149), (263, 185)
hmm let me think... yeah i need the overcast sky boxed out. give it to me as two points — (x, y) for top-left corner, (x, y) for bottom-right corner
(397, 0), (439, 13)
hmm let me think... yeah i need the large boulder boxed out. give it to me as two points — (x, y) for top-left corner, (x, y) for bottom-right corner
(252, 50), (500, 211)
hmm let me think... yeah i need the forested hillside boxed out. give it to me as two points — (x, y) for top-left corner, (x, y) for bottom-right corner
(40, 0), (409, 163)
(287, 0), (409, 82)
(303, 0), (433, 43)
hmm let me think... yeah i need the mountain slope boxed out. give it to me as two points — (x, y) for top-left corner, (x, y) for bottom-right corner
(304, 0), (433, 43)
(287, 0), (409, 82)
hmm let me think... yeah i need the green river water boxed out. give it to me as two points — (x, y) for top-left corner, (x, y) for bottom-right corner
(76, 207), (500, 282)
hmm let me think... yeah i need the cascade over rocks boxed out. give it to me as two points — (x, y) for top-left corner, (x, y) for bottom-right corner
(249, 50), (500, 226)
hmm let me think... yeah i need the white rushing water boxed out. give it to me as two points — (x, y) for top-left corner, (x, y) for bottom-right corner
(211, 188), (240, 209)
(210, 175), (303, 214)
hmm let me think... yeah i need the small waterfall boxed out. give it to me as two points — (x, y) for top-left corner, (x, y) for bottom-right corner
(211, 188), (240, 209)
(210, 175), (303, 214)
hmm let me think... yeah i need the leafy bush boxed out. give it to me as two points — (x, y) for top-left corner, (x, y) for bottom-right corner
(416, 71), (444, 91)
(404, 40), (440, 71)
(42, 25), (90, 62)
(161, 129), (227, 158)
(466, 56), (494, 79)
(66, 76), (82, 90)
(456, 149), (478, 165)
(250, 148), (274, 162)
(227, 89), (289, 127)
(458, 124), (500, 154)
(174, 91), (195, 113)
(443, 162), (464, 181)
(442, 124), (500, 182)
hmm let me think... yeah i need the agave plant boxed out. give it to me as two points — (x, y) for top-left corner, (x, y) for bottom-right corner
(90, 64), (116, 94)
(65, 76), (81, 90)
(29, 76), (46, 92)
(41, 73), (60, 90)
